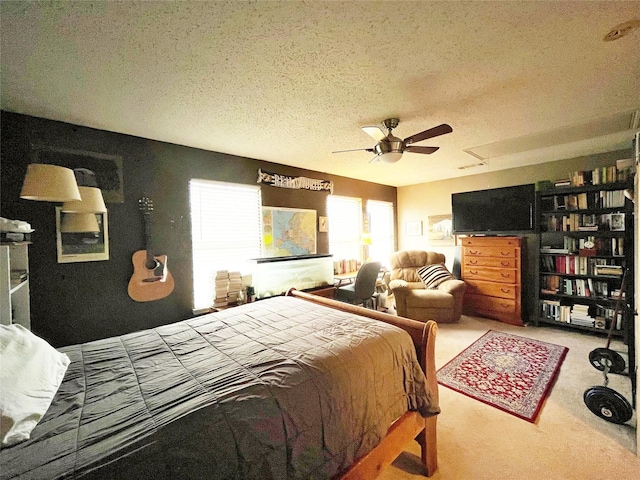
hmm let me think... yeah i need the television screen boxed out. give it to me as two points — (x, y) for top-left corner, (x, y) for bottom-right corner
(451, 184), (535, 234)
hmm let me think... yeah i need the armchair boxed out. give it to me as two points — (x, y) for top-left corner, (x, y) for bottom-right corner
(388, 250), (466, 323)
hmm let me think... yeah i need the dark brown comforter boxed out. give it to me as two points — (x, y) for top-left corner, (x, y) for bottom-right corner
(0, 296), (438, 479)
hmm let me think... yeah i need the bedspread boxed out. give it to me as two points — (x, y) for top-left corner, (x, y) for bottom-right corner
(0, 296), (438, 479)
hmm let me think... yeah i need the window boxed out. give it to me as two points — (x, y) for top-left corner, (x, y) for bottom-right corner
(367, 200), (395, 266)
(327, 195), (362, 261)
(189, 180), (262, 309)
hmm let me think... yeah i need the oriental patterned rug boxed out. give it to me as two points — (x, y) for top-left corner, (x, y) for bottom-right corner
(437, 330), (568, 422)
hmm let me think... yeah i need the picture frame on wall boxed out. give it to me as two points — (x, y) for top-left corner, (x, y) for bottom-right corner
(34, 145), (124, 203)
(319, 216), (328, 232)
(56, 207), (109, 263)
(405, 221), (422, 236)
(428, 214), (456, 246)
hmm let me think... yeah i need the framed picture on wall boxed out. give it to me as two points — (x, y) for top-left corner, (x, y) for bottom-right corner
(34, 145), (124, 203)
(428, 214), (456, 246)
(405, 221), (422, 236)
(319, 216), (328, 232)
(55, 207), (109, 263)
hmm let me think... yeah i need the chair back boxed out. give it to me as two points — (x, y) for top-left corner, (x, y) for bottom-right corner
(389, 250), (446, 282)
(353, 261), (381, 303)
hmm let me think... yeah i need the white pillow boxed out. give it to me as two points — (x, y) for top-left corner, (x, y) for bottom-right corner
(0, 324), (70, 447)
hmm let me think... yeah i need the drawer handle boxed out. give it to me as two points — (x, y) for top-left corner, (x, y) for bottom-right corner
(500, 251), (511, 256)
(469, 270), (478, 275)
(500, 304), (510, 309)
(500, 288), (511, 293)
(469, 250), (479, 255)
(469, 260), (478, 265)
(501, 273), (510, 278)
(500, 261), (510, 266)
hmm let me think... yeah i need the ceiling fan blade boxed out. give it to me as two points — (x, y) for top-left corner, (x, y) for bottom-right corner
(368, 154), (380, 163)
(361, 125), (386, 141)
(404, 145), (439, 155)
(332, 147), (375, 154)
(404, 123), (453, 145)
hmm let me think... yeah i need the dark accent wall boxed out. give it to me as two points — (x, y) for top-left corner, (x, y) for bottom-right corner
(1, 111), (396, 347)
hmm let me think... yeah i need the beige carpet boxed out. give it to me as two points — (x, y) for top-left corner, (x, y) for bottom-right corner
(379, 313), (639, 480)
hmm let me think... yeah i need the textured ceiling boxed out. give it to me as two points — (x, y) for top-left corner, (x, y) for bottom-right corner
(1, 1), (639, 187)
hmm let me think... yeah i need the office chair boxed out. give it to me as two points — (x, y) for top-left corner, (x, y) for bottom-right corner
(334, 261), (381, 309)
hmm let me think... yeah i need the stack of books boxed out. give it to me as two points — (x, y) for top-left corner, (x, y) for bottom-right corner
(227, 271), (243, 304)
(570, 304), (594, 327)
(594, 264), (623, 276)
(10, 269), (28, 288)
(214, 270), (229, 308)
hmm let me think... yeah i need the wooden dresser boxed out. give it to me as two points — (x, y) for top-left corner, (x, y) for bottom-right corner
(461, 236), (523, 326)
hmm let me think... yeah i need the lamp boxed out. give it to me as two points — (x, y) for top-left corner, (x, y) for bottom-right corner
(60, 213), (100, 233)
(20, 164), (82, 202)
(61, 186), (107, 213)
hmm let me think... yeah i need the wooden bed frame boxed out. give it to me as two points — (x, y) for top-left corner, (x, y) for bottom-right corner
(286, 289), (439, 478)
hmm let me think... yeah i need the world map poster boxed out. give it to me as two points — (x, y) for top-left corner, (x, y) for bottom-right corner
(262, 207), (317, 257)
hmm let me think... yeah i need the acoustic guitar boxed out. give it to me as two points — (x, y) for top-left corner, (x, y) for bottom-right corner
(127, 197), (175, 302)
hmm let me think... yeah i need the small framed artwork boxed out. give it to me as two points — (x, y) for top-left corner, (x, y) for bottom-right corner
(319, 216), (328, 232)
(56, 207), (109, 263)
(405, 221), (423, 236)
(610, 213), (625, 231)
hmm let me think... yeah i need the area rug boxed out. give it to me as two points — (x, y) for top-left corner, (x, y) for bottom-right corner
(437, 330), (568, 422)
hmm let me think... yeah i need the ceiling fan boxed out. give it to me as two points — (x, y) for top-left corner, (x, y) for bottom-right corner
(333, 118), (453, 163)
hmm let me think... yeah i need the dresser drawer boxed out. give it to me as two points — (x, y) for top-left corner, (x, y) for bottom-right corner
(463, 246), (518, 258)
(464, 280), (518, 299)
(461, 236), (521, 247)
(464, 293), (517, 314)
(462, 266), (517, 284)
(463, 256), (517, 268)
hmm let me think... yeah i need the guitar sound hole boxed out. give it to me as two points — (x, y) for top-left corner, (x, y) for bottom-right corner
(145, 259), (160, 270)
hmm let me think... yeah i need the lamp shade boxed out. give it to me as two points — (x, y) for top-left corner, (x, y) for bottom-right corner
(61, 186), (107, 213)
(20, 164), (82, 202)
(61, 213), (100, 233)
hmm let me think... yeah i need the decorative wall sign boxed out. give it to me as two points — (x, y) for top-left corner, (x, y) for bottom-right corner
(33, 145), (124, 203)
(55, 207), (109, 263)
(257, 169), (333, 193)
(262, 207), (317, 257)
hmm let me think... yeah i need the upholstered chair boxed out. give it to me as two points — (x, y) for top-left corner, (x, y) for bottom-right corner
(388, 250), (466, 323)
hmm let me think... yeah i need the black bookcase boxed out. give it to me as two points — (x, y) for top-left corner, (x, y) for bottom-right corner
(534, 180), (634, 344)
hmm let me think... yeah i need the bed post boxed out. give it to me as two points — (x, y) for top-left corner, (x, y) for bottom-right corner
(419, 320), (439, 476)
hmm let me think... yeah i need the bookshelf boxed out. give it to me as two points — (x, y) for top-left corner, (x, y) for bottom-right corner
(0, 242), (31, 330)
(535, 179), (634, 341)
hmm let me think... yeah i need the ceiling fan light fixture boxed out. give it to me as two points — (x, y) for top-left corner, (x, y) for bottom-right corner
(379, 151), (403, 163)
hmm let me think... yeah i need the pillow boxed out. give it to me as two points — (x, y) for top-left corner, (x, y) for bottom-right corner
(0, 324), (70, 447)
(417, 263), (455, 289)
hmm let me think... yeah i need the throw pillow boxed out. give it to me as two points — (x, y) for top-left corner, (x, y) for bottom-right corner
(417, 263), (454, 289)
(0, 324), (70, 446)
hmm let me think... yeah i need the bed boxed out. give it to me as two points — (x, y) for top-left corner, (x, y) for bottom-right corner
(0, 289), (440, 479)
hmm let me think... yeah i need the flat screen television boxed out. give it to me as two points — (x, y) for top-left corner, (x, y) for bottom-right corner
(451, 184), (535, 234)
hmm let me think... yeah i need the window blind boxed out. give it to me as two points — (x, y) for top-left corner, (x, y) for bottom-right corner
(189, 179), (262, 309)
(327, 195), (363, 261)
(367, 199), (395, 266)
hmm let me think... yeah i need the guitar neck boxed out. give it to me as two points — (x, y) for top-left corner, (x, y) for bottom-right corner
(143, 212), (154, 260)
